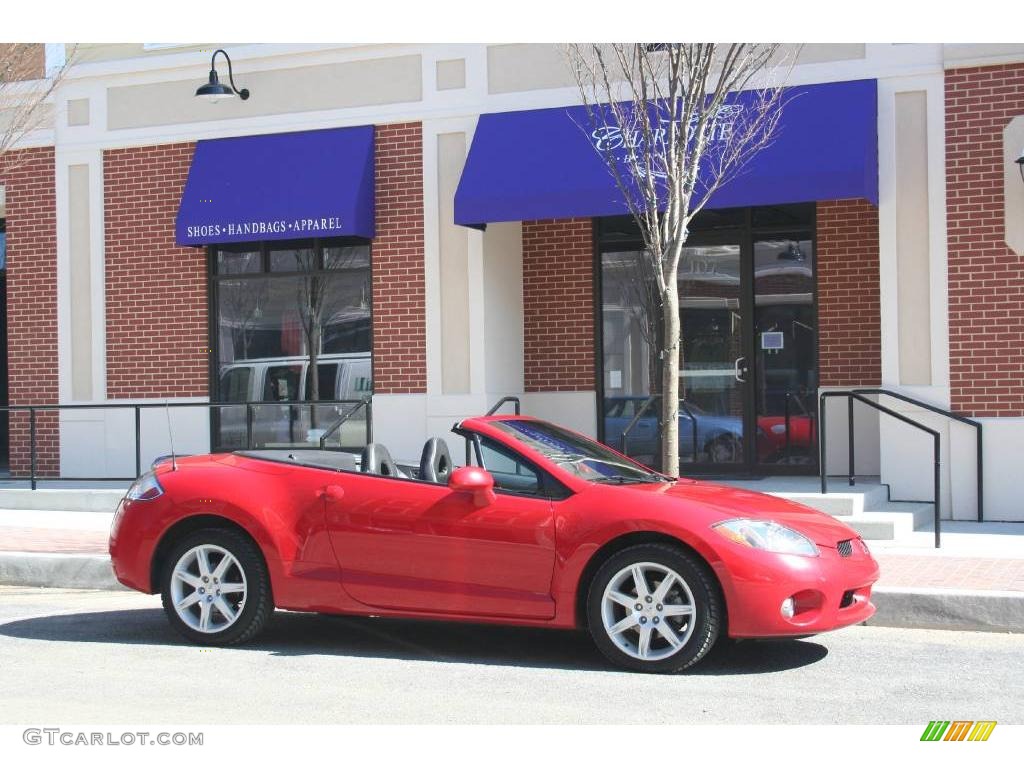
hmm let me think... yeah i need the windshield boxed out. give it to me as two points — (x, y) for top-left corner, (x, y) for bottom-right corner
(488, 420), (665, 483)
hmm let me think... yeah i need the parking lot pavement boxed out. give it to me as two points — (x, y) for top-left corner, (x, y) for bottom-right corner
(1, 586), (1022, 725)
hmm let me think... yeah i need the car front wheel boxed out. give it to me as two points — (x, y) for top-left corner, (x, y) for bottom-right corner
(160, 528), (272, 645)
(587, 543), (722, 673)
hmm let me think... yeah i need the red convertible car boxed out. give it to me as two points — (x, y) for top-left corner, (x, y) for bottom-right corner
(109, 413), (878, 673)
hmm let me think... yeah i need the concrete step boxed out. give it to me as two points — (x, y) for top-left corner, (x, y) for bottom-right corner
(0, 489), (125, 514)
(718, 477), (937, 542)
(724, 477), (891, 516)
(844, 503), (934, 540)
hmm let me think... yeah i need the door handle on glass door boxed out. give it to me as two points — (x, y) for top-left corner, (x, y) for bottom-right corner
(319, 485), (345, 502)
(734, 357), (748, 383)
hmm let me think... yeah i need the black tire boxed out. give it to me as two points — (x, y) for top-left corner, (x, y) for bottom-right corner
(706, 433), (741, 463)
(160, 527), (273, 646)
(586, 542), (722, 673)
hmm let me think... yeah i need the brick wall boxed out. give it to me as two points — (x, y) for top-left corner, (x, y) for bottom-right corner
(1, 147), (59, 474)
(104, 142), (208, 399)
(946, 63), (1024, 417)
(372, 122), (426, 394)
(817, 199), (882, 388)
(522, 218), (595, 392)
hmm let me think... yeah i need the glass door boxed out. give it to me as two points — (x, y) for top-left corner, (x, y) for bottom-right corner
(600, 236), (749, 471)
(677, 241), (747, 467)
(752, 235), (818, 467)
(598, 207), (818, 475)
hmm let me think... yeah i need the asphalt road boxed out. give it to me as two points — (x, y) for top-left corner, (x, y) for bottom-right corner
(1, 586), (1021, 725)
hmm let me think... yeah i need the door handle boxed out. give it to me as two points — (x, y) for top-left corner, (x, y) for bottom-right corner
(734, 357), (748, 383)
(319, 485), (345, 502)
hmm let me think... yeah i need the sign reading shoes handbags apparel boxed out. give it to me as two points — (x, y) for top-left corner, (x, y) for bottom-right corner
(175, 125), (376, 247)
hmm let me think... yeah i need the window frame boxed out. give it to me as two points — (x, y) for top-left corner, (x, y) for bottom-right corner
(454, 427), (572, 501)
(208, 236), (372, 452)
(208, 236), (372, 403)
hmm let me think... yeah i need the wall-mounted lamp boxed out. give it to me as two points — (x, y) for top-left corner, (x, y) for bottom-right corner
(195, 49), (250, 103)
(1016, 149), (1024, 185)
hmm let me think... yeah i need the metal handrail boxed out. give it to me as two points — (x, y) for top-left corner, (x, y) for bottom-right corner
(850, 388), (982, 524)
(818, 388), (983, 548)
(317, 397), (373, 449)
(485, 396), (521, 416)
(620, 395), (658, 455)
(0, 398), (373, 490)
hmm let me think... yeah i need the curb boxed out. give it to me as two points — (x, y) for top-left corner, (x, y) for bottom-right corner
(0, 551), (126, 591)
(868, 586), (1024, 633)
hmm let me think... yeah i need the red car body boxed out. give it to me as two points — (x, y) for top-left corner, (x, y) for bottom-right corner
(756, 415), (817, 463)
(110, 415), (877, 646)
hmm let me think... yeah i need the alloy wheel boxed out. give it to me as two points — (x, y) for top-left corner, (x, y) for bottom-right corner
(600, 561), (696, 661)
(169, 544), (248, 634)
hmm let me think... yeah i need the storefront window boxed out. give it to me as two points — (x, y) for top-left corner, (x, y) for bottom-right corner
(211, 237), (372, 451)
(598, 206), (818, 473)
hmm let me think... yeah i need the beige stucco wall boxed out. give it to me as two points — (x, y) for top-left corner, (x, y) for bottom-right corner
(482, 222), (525, 395)
(107, 54), (423, 130)
(70, 43), (217, 64)
(437, 132), (471, 394)
(486, 43), (866, 95)
(68, 163), (93, 401)
(944, 43), (1024, 66)
(894, 90), (932, 385)
(1004, 115), (1024, 256)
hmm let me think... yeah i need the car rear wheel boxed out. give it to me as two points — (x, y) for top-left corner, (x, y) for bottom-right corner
(587, 543), (721, 673)
(160, 528), (272, 645)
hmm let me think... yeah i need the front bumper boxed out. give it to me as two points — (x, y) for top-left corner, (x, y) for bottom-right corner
(719, 542), (879, 638)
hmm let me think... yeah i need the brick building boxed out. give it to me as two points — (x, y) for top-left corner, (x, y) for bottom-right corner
(0, 43), (1022, 520)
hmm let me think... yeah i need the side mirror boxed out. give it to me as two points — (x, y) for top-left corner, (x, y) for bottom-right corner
(448, 466), (496, 508)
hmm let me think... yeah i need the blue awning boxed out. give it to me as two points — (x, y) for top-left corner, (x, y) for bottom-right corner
(176, 125), (375, 246)
(455, 79), (878, 227)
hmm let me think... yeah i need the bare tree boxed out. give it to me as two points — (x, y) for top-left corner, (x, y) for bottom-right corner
(567, 43), (791, 476)
(294, 245), (364, 409)
(0, 44), (74, 169)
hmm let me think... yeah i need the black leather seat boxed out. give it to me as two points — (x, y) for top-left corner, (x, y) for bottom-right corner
(419, 437), (453, 484)
(361, 443), (400, 477)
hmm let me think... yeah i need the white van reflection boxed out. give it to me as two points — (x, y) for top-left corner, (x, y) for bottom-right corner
(216, 353), (371, 450)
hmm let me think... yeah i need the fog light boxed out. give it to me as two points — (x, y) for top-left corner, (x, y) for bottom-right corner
(781, 598), (795, 619)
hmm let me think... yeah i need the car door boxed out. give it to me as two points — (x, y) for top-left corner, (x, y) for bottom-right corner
(326, 438), (557, 620)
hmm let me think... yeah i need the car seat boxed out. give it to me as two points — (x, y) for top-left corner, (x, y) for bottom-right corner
(360, 443), (400, 477)
(418, 437), (453, 484)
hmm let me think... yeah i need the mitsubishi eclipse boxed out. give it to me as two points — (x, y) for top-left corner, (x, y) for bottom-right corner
(109, 413), (878, 673)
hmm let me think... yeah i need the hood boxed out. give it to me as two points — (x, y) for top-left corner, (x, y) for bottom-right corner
(622, 479), (859, 548)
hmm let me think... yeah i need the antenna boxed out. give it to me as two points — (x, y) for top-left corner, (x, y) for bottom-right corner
(165, 401), (177, 471)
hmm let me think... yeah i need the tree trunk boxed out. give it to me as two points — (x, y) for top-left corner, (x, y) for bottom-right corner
(661, 278), (681, 476)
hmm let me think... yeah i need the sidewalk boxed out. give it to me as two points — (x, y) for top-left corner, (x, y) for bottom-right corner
(1, 510), (1022, 632)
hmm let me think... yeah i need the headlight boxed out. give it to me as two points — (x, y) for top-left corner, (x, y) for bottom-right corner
(712, 518), (819, 557)
(126, 472), (164, 501)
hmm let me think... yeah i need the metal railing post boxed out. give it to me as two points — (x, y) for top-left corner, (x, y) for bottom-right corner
(847, 394), (855, 486)
(245, 403), (254, 449)
(365, 397), (373, 444)
(819, 392), (827, 495)
(976, 427), (984, 523)
(784, 392), (792, 460)
(679, 399), (699, 462)
(934, 432), (942, 549)
(134, 406), (142, 479)
(29, 407), (37, 491)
